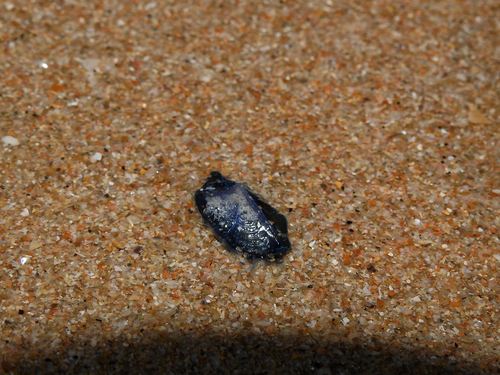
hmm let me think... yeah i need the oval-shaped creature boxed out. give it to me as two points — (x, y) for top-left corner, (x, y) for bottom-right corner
(195, 171), (291, 262)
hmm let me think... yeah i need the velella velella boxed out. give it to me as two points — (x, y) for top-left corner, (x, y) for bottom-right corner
(195, 171), (291, 262)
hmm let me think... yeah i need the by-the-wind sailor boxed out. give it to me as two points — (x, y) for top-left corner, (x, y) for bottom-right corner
(195, 171), (291, 262)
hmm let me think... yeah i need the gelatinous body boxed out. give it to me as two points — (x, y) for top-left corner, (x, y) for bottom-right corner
(195, 171), (291, 262)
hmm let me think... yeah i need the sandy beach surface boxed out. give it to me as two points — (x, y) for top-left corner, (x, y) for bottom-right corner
(1, 1), (499, 373)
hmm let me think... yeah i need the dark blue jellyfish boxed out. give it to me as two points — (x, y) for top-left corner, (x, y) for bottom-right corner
(195, 171), (291, 262)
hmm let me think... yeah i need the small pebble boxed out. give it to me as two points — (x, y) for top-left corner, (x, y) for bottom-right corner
(91, 152), (103, 161)
(2, 135), (20, 146)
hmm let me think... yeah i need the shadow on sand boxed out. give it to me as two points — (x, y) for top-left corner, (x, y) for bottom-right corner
(6, 329), (491, 374)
